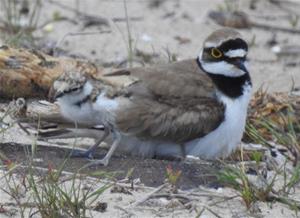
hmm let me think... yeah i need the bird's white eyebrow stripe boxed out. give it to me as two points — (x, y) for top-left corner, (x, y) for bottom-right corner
(224, 49), (246, 58)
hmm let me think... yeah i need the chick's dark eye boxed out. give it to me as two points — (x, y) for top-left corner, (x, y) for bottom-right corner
(211, 48), (223, 58)
(65, 87), (81, 93)
(71, 87), (80, 92)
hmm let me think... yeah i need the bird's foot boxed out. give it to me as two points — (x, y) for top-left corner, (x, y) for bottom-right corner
(85, 157), (109, 167)
(82, 134), (120, 168)
(70, 149), (94, 159)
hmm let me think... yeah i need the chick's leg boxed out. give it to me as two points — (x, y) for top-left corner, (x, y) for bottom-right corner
(86, 132), (121, 167)
(71, 128), (109, 159)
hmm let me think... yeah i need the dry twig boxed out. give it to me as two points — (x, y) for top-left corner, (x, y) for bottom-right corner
(128, 183), (168, 208)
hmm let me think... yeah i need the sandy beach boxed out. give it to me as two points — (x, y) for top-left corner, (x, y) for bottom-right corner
(0, 0), (300, 217)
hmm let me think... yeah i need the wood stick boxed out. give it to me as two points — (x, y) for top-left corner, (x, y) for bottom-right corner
(0, 46), (100, 99)
(128, 183), (168, 208)
(208, 10), (300, 34)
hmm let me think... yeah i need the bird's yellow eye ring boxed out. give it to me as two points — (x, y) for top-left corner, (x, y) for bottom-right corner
(211, 48), (223, 58)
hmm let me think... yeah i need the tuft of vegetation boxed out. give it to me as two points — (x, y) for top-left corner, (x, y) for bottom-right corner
(218, 159), (300, 212)
(288, 14), (299, 28)
(26, 167), (111, 217)
(0, 141), (113, 217)
(123, 0), (134, 68)
(0, 0), (43, 46)
(246, 90), (300, 156)
(217, 0), (240, 12)
(165, 164), (182, 193)
(219, 90), (300, 211)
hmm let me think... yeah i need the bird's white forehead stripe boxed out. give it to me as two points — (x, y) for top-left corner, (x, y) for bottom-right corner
(224, 49), (247, 58)
(204, 41), (218, 48)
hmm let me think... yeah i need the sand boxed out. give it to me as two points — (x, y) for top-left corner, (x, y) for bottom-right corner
(35, 0), (300, 92)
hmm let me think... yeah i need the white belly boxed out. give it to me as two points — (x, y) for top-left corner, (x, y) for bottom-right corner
(58, 100), (96, 126)
(186, 83), (252, 158)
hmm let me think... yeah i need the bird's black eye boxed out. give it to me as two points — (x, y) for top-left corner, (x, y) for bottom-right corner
(211, 48), (223, 58)
(70, 87), (80, 92)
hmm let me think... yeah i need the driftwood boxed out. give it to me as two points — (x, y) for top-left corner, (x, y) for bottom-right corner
(16, 99), (67, 125)
(12, 99), (104, 137)
(208, 11), (300, 34)
(0, 45), (99, 99)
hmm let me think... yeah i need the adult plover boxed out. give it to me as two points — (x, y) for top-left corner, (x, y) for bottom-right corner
(51, 28), (252, 166)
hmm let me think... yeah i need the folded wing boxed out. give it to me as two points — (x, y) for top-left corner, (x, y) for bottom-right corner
(103, 59), (225, 142)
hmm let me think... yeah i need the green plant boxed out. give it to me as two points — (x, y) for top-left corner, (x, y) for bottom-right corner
(27, 167), (111, 217)
(0, 138), (113, 217)
(123, 0), (134, 68)
(217, 0), (239, 12)
(250, 151), (263, 165)
(0, 158), (26, 217)
(24, 146), (112, 217)
(165, 164), (182, 193)
(218, 165), (255, 208)
(0, 0), (42, 46)
(163, 47), (177, 63)
(281, 163), (300, 195)
(288, 15), (299, 28)
(221, 118), (300, 211)
(246, 110), (299, 155)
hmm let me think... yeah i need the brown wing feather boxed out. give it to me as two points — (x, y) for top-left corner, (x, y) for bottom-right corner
(109, 59), (225, 142)
(116, 97), (224, 142)
(106, 59), (215, 98)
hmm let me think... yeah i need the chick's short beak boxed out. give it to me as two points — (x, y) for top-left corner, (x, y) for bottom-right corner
(48, 87), (63, 102)
(54, 91), (64, 100)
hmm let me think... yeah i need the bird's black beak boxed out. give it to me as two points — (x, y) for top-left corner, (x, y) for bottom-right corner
(233, 58), (248, 74)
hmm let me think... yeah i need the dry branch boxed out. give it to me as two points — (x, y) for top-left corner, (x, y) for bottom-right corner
(0, 45), (99, 99)
(208, 11), (300, 34)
